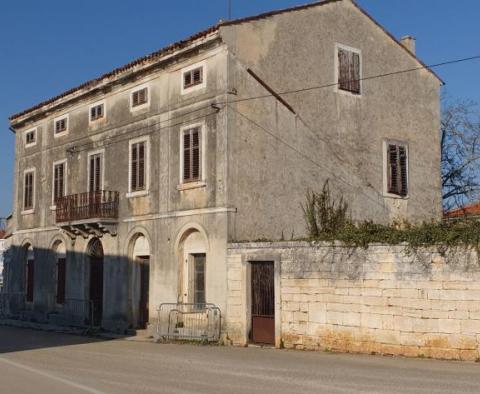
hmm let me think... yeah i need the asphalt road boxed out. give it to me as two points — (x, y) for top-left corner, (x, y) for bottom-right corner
(0, 326), (479, 394)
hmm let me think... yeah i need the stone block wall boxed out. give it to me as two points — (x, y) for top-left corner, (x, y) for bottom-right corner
(226, 242), (480, 361)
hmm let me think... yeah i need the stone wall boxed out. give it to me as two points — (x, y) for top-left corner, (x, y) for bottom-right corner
(226, 242), (480, 361)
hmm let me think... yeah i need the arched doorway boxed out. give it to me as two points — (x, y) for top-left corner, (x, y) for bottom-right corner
(52, 241), (66, 305)
(179, 230), (207, 306)
(130, 235), (150, 329)
(87, 238), (104, 326)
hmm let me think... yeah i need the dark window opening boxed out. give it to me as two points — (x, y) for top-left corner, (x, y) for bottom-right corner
(193, 254), (206, 305)
(26, 258), (34, 303)
(26, 130), (36, 145)
(56, 257), (66, 305)
(90, 104), (104, 121)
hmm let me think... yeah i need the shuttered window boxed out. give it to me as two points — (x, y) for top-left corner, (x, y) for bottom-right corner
(56, 258), (66, 305)
(90, 103), (104, 121)
(24, 171), (34, 210)
(55, 117), (67, 134)
(130, 141), (146, 192)
(26, 258), (34, 303)
(387, 144), (408, 197)
(183, 67), (203, 89)
(338, 47), (361, 94)
(53, 162), (66, 204)
(182, 127), (201, 183)
(132, 88), (148, 107)
(89, 153), (102, 192)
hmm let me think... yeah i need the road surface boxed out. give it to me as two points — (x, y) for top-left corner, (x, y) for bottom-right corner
(0, 326), (479, 393)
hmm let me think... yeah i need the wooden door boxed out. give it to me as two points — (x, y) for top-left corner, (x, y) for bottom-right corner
(251, 262), (275, 345)
(137, 256), (150, 329)
(89, 256), (103, 326)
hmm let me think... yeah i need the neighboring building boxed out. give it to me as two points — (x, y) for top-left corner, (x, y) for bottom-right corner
(6, 0), (442, 334)
(444, 202), (480, 220)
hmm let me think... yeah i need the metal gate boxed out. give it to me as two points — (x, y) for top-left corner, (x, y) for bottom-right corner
(251, 261), (275, 345)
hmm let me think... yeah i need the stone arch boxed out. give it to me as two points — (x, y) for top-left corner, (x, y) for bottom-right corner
(175, 224), (209, 305)
(127, 231), (152, 329)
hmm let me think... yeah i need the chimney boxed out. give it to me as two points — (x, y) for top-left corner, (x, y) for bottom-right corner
(400, 35), (416, 55)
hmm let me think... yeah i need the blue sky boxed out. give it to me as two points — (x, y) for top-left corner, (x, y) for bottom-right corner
(0, 0), (479, 217)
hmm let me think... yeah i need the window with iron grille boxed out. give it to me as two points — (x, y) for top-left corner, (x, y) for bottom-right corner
(90, 103), (104, 121)
(55, 117), (68, 134)
(387, 143), (408, 197)
(53, 162), (66, 204)
(130, 141), (146, 192)
(182, 127), (201, 183)
(183, 67), (203, 89)
(132, 87), (148, 108)
(25, 129), (36, 146)
(337, 47), (361, 94)
(24, 170), (34, 210)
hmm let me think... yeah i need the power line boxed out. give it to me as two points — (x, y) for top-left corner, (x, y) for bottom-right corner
(218, 54), (480, 106)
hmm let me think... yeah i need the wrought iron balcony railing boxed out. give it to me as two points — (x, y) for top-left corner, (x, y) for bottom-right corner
(55, 190), (119, 223)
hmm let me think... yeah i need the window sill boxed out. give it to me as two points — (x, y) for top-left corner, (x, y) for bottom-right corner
(126, 190), (149, 198)
(383, 193), (409, 200)
(130, 103), (150, 112)
(177, 181), (206, 191)
(50, 205), (57, 211)
(21, 209), (35, 216)
(25, 143), (37, 149)
(54, 131), (68, 138)
(336, 88), (362, 98)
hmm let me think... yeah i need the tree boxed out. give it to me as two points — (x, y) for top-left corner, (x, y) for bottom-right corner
(441, 98), (480, 210)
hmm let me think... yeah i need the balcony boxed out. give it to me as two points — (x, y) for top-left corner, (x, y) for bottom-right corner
(55, 190), (119, 239)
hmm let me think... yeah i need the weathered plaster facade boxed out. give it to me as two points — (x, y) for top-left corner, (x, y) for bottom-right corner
(6, 0), (442, 333)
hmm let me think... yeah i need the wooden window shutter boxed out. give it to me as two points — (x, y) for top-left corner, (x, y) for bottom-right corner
(24, 172), (33, 210)
(183, 128), (201, 183)
(89, 156), (95, 192)
(351, 52), (361, 94)
(338, 48), (349, 91)
(26, 259), (34, 302)
(138, 142), (145, 189)
(183, 132), (191, 181)
(131, 144), (138, 191)
(95, 156), (101, 192)
(54, 164), (65, 204)
(399, 146), (408, 197)
(387, 144), (398, 195)
(56, 258), (66, 305)
(387, 144), (408, 197)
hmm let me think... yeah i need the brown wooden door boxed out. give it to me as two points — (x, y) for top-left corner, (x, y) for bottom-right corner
(137, 257), (150, 329)
(251, 262), (275, 345)
(89, 256), (103, 326)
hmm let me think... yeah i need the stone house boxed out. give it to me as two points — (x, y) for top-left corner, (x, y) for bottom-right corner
(6, 0), (442, 336)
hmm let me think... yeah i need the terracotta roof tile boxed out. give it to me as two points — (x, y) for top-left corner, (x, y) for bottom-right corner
(9, 0), (442, 123)
(444, 202), (480, 219)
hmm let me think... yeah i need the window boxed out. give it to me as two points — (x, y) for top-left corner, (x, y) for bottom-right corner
(25, 128), (36, 147)
(90, 103), (104, 122)
(54, 116), (68, 135)
(337, 46), (361, 95)
(386, 143), (408, 197)
(88, 152), (103, 192)
(129, 138), (149, 195)
(53, 161), (67, 205)
(181, 62), (207, 94)
(182, 127), (201, 183)
(56, 257), (66, 305)
(131, 87), (148, 108)
(23, 170), (35, 211)
(193, 254), (206, 305)
(184, 67), (203, 89)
